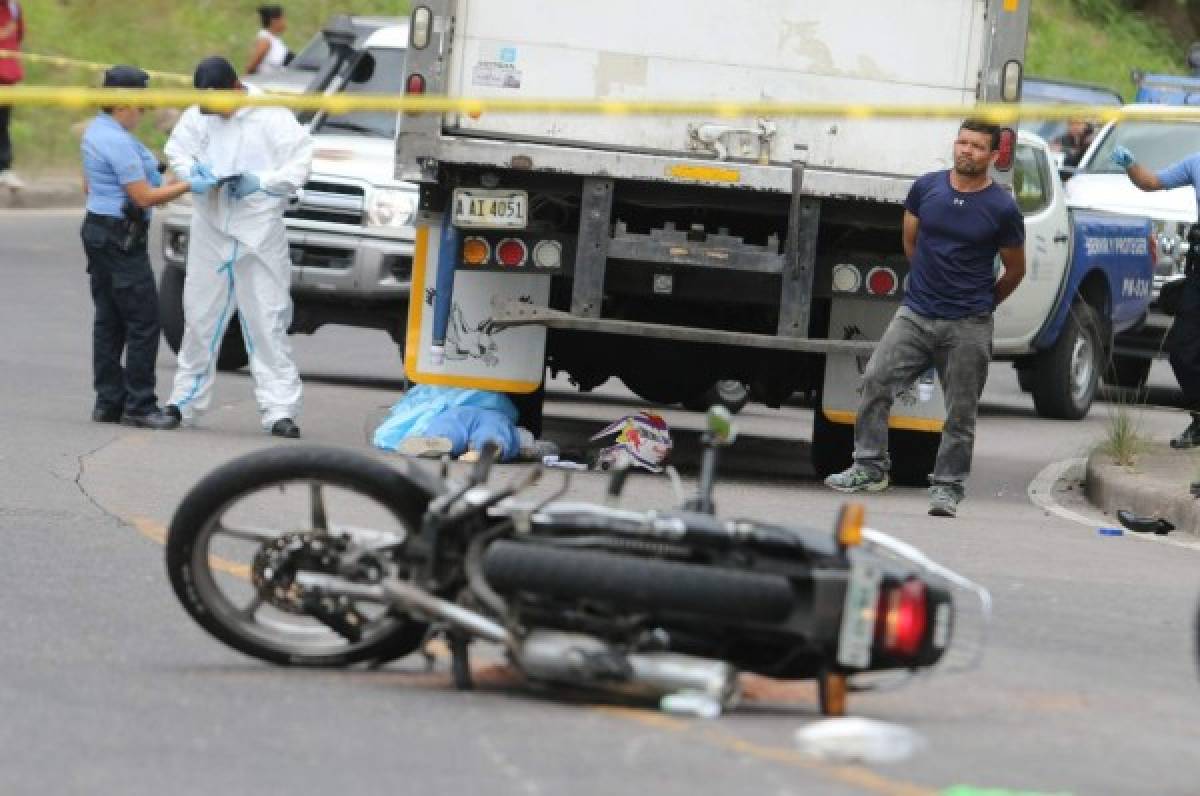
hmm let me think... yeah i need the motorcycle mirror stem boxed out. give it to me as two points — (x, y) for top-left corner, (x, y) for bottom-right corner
(684, 406), (736, 515)
(605, 465), (631, 506)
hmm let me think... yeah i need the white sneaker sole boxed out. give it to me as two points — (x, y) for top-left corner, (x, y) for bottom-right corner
(825, 478), (889, 494)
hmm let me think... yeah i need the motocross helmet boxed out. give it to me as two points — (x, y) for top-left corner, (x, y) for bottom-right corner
(590, 411), (673, 472)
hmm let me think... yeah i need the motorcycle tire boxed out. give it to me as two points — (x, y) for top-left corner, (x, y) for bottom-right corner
(166, 445), (439, 667)
(483, 541), (795, 623)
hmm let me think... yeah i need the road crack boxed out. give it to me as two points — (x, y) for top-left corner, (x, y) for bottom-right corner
(72, 437), (126, 527)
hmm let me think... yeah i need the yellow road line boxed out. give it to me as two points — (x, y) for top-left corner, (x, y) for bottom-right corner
(129, 514), (250, 579)
(0, 85), (1197, 122)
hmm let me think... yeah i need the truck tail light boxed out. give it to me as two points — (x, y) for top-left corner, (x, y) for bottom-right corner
(496, 238), (528, 267)
(462, 237), (490, 266)
(865, 266), (898, 296)
(406, 73), (427, 95)
(411, 7), (432, 49)
(831, 263), (862, 293)
(995, 128), (1016, 171)
(1148, 233), (1158, 269)
(875, 579), (928, 657)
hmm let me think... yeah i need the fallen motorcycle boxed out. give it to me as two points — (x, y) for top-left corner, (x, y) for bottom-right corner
(165, 408), (989, 716)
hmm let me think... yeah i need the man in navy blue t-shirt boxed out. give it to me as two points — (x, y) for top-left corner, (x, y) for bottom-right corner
(1111, 142), (1200, 449)
(826, 120), (1026, 518)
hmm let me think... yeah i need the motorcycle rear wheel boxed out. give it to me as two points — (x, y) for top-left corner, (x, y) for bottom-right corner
(166, 445), (438, 667)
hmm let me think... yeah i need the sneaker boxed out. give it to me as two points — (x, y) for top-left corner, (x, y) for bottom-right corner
(1170, 412), (1200, 449)
(0, 170), (24, 189)
(928, 484), (962, 518)
(397, 435), (453, 458)
(824, 463), (889, 493)
(120, 408), (181, 431)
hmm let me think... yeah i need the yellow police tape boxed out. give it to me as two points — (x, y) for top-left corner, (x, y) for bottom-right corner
(0, 50), (192, 84)
(3, 84), (1200, 122)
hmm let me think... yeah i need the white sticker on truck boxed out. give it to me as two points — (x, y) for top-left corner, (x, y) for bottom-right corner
(473, 44), (522, 89)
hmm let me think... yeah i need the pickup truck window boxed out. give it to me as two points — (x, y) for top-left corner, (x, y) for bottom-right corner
(315, 47), (408, 139)
(1013, 144), (1050, 215)
(1083, 121), (1200, 174)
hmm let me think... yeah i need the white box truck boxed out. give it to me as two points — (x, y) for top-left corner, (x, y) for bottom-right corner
(395, 0), (1030, 483)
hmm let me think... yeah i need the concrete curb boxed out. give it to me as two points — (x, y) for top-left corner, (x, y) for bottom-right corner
(1085, 445), (1200, 537)
(0, 180), (83, 210)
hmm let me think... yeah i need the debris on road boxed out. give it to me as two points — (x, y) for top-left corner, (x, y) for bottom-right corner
(793, 717), (926, 764)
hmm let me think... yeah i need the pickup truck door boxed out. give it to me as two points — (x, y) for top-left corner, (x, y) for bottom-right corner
(993, 140), (1071, 352)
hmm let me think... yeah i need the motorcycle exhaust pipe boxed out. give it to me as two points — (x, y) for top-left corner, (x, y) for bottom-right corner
(294, 573), (514, 647)
(516, 631), (739, 705)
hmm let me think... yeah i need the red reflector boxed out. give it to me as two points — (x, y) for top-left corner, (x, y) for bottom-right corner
(406, 73), (426, 95)
(995, 127), (1016, 171)
(877, 579), (927, 657)
(496, 238), (528, 268)
(1148, 233), (1158, 269)
(866, 266), (898, 296)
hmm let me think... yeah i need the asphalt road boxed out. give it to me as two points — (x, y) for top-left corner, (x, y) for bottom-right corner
(2, 208), (1198, 796)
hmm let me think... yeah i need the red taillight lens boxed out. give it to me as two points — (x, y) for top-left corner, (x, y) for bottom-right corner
(496, 238), (528, 267)
(406, 73), (426, 95)
(866, 266), (898, 296)
(877, 579), (927, 657)
(1148, 233), (1158, 269)
(995, 128), (1016, 171)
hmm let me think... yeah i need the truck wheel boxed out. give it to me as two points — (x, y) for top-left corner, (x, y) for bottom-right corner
(158, 265), (249, 372)
(1104, 354), (1152, 390)
(682, 381), (751, 414)
(888, 429), (940, 488)
(1031, 301), (1102, 420)
(810, 409), (854, 479)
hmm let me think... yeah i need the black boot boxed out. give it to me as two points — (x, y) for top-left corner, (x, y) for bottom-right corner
(271, 418), (301, 438)
(1170, 412), (1200, 449)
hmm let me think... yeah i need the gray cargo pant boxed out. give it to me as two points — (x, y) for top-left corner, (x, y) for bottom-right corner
(853, 306), (993, 488)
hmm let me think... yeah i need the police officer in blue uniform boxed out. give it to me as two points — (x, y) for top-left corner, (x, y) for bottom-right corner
(81, 65), (215, 429)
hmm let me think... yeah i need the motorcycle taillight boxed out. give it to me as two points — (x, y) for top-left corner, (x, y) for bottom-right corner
(876, 579), (927, 657)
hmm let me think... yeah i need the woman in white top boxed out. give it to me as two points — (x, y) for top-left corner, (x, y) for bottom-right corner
(246, 5), (290, 76)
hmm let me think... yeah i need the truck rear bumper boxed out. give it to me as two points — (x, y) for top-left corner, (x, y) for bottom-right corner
(489, 301), (876, 355)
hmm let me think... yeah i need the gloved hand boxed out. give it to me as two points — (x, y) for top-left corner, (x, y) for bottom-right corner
(188, 174), (217, 194)
(190, 162), (216, 181)
(230, 173), (261, 199)
(1110, 145), (1135, 169)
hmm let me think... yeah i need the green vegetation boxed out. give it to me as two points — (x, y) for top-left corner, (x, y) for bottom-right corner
(3, 0), (1193, 173)
(10, 0), (408, 172)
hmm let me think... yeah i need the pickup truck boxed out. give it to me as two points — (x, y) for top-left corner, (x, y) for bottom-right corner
(1001, 132), (1153, 419)
(1063, 108), (1194, 388)
(155, 24), (417, 370)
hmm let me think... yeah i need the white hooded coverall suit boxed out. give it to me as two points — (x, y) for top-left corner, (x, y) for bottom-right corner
(164, 99), (313, 429)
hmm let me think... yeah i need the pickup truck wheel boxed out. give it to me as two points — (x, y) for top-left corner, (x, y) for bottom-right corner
(810, 409), (854, 479)
(1031, 301), (1102, 420)
(1104, 354), (1152, 389)
(157, 265), (248, 372)
(682, 380), (751, 414)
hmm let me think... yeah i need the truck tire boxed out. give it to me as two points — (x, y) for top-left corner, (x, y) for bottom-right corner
(811, 410), (937, 487)
(888, 429), (940, 488)
(682, 380), (752, 414)
(158, 264), (249, 372)
(811, 409), (854, 480)
(1104, 354), (1152, 390)
(1031, 300), (1102, 420)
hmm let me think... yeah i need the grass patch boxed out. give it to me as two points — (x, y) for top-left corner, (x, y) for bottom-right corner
(9, 0), (408, 174)
(1098, 393), (1152, 467)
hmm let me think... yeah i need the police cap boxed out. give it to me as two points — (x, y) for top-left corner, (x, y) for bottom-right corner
(102, 65), (149, 89)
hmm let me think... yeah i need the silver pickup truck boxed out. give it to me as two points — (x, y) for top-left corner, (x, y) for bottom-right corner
(155, 24), (417, 370)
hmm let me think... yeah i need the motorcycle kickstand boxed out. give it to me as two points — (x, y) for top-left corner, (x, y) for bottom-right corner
(449, 631), (473, 691)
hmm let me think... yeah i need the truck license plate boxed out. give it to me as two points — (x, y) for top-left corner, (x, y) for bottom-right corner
(836, 559), (883, 669)
(452, 189), (528, 230)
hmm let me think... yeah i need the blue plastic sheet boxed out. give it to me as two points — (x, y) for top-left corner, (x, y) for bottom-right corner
(372, 385), (520, 460)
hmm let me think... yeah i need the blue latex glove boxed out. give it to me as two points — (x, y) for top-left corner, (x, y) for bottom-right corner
(1110, 145), (1135, 169)
(230, 173), (261, 199)
(188, 175), (217, 194)
(190, 162), (216, 181)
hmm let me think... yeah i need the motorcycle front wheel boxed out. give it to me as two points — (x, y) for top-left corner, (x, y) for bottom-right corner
(166, 445), (440, 667)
